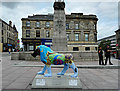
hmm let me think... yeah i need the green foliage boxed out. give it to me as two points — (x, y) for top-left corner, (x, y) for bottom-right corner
(99, 40), (111, 50)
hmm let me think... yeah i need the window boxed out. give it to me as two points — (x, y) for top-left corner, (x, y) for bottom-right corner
(29, 45), (34, 51)
(36, 30), (40, 37)
(94, 34), (97, 42)
(3, 47), (5, 51)
(95, 47), (97, 50)
(66, 23), (69, 29)
(1, 37), (3, 43)
(75, 23), (79, 29)
(46, 22), (50, 28)
(67, 34), (69, 41)
(73, 47), (79, 51)
(9, 27), (11, 31)
(94, 24), (96, 29)
(7, 32), (9, 37)
(9, 33), (10, 37)
(26, 21), (30, 27)
(26, 30), (30, 37)
(46, 30), (50, 37)
(85, 34), (89, 41)
(2, 23), (3, 27)
(85, 47), (90, 51)
(2, 30), (3, 35)
(75, 34), (79, 41)
(36, 22), (40, 27)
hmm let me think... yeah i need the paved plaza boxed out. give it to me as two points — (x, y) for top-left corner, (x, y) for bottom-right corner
(1, 52), (120, 90)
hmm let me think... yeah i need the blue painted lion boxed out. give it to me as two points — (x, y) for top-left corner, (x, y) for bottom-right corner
(31, 45), (78, 78)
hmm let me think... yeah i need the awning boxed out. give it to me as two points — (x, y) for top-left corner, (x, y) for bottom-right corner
(8, 44), (12, 46)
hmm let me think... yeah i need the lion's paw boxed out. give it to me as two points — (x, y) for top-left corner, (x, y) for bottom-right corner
(37, 71), (44, 75)
(44, 74), (52, 77)
(57, 72), (64, 75)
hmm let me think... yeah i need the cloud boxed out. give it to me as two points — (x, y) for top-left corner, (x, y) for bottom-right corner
(118, 2), (120, 27)
(97, 21), (117, 40)
(97, 2), (118, 19)
(2, 2), (20, 9)
(65, 2), (99, 15)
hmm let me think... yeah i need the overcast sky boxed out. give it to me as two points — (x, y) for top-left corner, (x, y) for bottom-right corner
(0, 0), (119, 47)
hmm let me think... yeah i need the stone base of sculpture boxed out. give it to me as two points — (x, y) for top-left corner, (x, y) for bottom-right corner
(32, 73), (82, 89)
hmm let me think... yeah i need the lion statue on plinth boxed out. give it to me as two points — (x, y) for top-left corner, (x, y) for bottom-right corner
(31, 45), (78, 78)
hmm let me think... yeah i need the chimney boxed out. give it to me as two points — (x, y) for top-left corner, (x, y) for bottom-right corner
(9, 21), (12, 27)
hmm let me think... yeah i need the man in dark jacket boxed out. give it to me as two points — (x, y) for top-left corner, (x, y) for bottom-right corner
(104, 45), (113, 65)
(98, 46), (104, 65)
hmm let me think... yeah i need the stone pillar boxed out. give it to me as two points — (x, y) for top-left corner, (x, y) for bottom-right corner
(27, 44), (29, 51)
(81, 30), (84, 41)
(89, 30), (94, 42)
(52, 0), (68, 51)
(71, 30), (74, 41)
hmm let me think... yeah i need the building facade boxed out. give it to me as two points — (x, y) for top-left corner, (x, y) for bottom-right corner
(0, 19), (19, 52)
(115, 29), (120, 58)
(66, 13), (98, 51)
(21, 13), (98, 51)
(0, 20), (2, 52)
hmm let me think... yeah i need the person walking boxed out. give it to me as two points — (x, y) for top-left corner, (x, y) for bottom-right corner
(98, 46), (104, 65)
(104, 45), (113, 65)
(8, 48), (11, 55)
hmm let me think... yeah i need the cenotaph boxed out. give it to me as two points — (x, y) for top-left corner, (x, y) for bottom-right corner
(52, 0), (68, 51)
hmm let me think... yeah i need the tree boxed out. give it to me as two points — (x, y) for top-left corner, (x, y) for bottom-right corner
(99, 40), (111, 50)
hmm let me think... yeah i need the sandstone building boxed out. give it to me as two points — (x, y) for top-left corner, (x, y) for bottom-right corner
(0, 19), (19, 52)
(21, 12), (98, 51)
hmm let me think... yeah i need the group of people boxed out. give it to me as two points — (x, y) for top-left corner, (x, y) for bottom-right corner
(98, 45), (113, 65)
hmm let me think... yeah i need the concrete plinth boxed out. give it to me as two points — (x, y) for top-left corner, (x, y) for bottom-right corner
(32, 73), (82, 89)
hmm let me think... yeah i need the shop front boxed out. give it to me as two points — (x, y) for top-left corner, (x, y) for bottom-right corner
(3, 43), (15, 52)
(22, 38), (52, 51)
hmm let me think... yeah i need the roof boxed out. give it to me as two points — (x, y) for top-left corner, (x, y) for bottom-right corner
(0, 19), (12, 29)
(21, 14), (53, 21)
(13, 25), (18, 33)
(0, 18), (18, 33)
(115, 29), (120, 33)
(98, 35), (116, 42)
(21, 13), (98, 21)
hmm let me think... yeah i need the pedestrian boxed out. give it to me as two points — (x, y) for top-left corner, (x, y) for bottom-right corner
(8, 48), (11, 55)
(14, 48), (16, 52)
(13, 49), (15, 52)
(98, 46), (104, 65)
(104, 45), (113, 65)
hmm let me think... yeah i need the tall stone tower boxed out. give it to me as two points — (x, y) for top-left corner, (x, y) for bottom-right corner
(52, 0), (68, 51)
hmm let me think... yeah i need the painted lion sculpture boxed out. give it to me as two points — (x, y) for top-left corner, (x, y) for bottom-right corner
(31, 45), (78, 78)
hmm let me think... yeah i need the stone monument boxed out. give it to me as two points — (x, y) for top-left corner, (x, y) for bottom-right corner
(52, 0), (68, 51)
